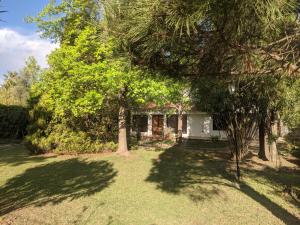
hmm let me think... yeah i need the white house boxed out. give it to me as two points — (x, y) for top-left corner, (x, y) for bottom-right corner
(132, 109), (227, 140)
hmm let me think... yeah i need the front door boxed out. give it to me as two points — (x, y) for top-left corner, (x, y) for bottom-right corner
(152, 115), (164, 136)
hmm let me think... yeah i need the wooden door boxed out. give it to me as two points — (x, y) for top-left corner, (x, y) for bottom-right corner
(152, 115), (164, 136)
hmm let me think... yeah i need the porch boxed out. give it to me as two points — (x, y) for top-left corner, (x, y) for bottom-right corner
(131, 112), (227, 140)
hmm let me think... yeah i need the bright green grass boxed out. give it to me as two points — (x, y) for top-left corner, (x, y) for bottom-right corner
(0, 142), (299, 225)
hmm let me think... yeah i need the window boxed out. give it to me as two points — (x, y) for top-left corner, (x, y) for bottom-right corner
(132, 115), (148, 132)
(212, 114), (226, 131)
(167, 115), (178, 133)
(166, 114), (187, 134)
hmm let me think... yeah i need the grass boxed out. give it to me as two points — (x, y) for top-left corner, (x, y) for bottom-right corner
(0, 141), (299, 225)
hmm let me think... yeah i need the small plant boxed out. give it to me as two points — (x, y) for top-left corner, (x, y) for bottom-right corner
(210, 135), (220, 142)
(164, 127), (176, 140)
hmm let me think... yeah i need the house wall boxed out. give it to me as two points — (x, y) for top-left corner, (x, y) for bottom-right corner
(183, 113), (227, 139)
(132, 111), (227, 140)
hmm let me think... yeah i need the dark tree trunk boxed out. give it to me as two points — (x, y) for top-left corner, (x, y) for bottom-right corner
(117, 88), (129, 155)
(232, 117), (241, 182)
(234, 129), (241, 182)
(258, 118), (268, 160)
(177, 105), (183, 144)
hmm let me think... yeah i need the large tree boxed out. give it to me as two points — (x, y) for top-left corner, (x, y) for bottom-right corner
(29, 0), (181, 155)
(104, 0), (300, 178)
(104, 0), (300, 76)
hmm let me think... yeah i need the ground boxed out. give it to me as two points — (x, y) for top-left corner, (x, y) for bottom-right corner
(0, 140), (299, 225)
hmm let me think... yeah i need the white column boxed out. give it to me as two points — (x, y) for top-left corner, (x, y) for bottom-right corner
(186, 114), (190, 137)
(148, 113), (152, 136)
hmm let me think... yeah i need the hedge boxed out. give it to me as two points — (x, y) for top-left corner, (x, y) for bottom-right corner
(0, 105), (27, 139)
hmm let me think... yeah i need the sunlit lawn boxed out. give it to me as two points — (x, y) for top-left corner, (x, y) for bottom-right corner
(0, 141), (299, 225)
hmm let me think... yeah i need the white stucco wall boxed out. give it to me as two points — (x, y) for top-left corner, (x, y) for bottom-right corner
(183, 113), (227, 139)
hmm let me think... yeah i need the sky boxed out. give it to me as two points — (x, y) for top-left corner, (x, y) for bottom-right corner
(0, 0), (58, 81)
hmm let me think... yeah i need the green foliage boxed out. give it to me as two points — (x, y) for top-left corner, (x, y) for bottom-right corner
(26, 89), (119, 154)
(192, 74), (300, 157)
(0, 57), (41, 106)
(27, 0), (102, 44)
(281, 78), (300, 128)
(26, 2), (181, 153)
(106, 0), (299, 78)
(25, 123), (117, 154)
(0, 105), (27, 138)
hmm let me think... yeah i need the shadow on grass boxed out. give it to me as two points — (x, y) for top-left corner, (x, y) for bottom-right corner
(0, 143), (55, 166)
(146, 142), (300, 224)
(0, 158), (117, 216)
(146, 144), (234, 201)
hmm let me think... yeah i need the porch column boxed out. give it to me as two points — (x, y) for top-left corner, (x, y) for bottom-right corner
(148, 114), (152, 136)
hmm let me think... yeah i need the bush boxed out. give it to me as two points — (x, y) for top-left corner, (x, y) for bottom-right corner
(210, 135), (220, 142)
(26, 94), (118, 154)
(0, 105), (27, 138)
(25, 124), (117, 154)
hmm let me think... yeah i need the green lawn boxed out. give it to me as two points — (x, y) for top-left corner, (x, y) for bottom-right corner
(0, 141), (299, 225)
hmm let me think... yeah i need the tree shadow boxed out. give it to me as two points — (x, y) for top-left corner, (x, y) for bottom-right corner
(146, 141), (300, 224)
(243, 165), (300, 210)
(239, 183), (300, 225)
(0, 158), (117, 216)
(146, 143), (235, 201)
(0, 143), (56, 166)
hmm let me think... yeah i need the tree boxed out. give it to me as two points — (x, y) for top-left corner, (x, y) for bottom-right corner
(248, 75), (300, 163)
(104, 0), (299, 76)
(0, 57), (41, 106)
(192, 76), (260, 180)
(192, 74), (300, 179)
(105, 0), (300, 176)
(29, 1), (179, 155)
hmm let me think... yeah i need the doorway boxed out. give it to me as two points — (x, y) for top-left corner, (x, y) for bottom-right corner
(152, 115), (164, 136)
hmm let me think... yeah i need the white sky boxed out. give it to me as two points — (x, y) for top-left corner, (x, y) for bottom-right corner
(0, 28), (58, 82)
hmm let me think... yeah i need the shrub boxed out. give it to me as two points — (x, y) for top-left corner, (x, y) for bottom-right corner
(25, 123), (117, 154)
(0, 105), (27, 138)
(210, 135), (220, 142)
(26, 94), (118, 154)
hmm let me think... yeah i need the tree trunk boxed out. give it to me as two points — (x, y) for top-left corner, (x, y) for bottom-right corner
(232, 117), (241, 182)
(234, 131), (241, 182)
(117, 88), (129, 155)
(268, 112), (278, 164)
(177, 106), (183, 144)
(258, 118), (269, 160)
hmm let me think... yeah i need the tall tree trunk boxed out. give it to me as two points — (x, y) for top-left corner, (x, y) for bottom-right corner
(258, 118), (269, 160)
(268, 111), (278, 164)
(177, 105), (183, 144)
(232, 116), (241, 182)
(117, 88), (129, 155)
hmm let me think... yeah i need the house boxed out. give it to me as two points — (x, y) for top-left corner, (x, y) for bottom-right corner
(132, 104), (227, 140)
